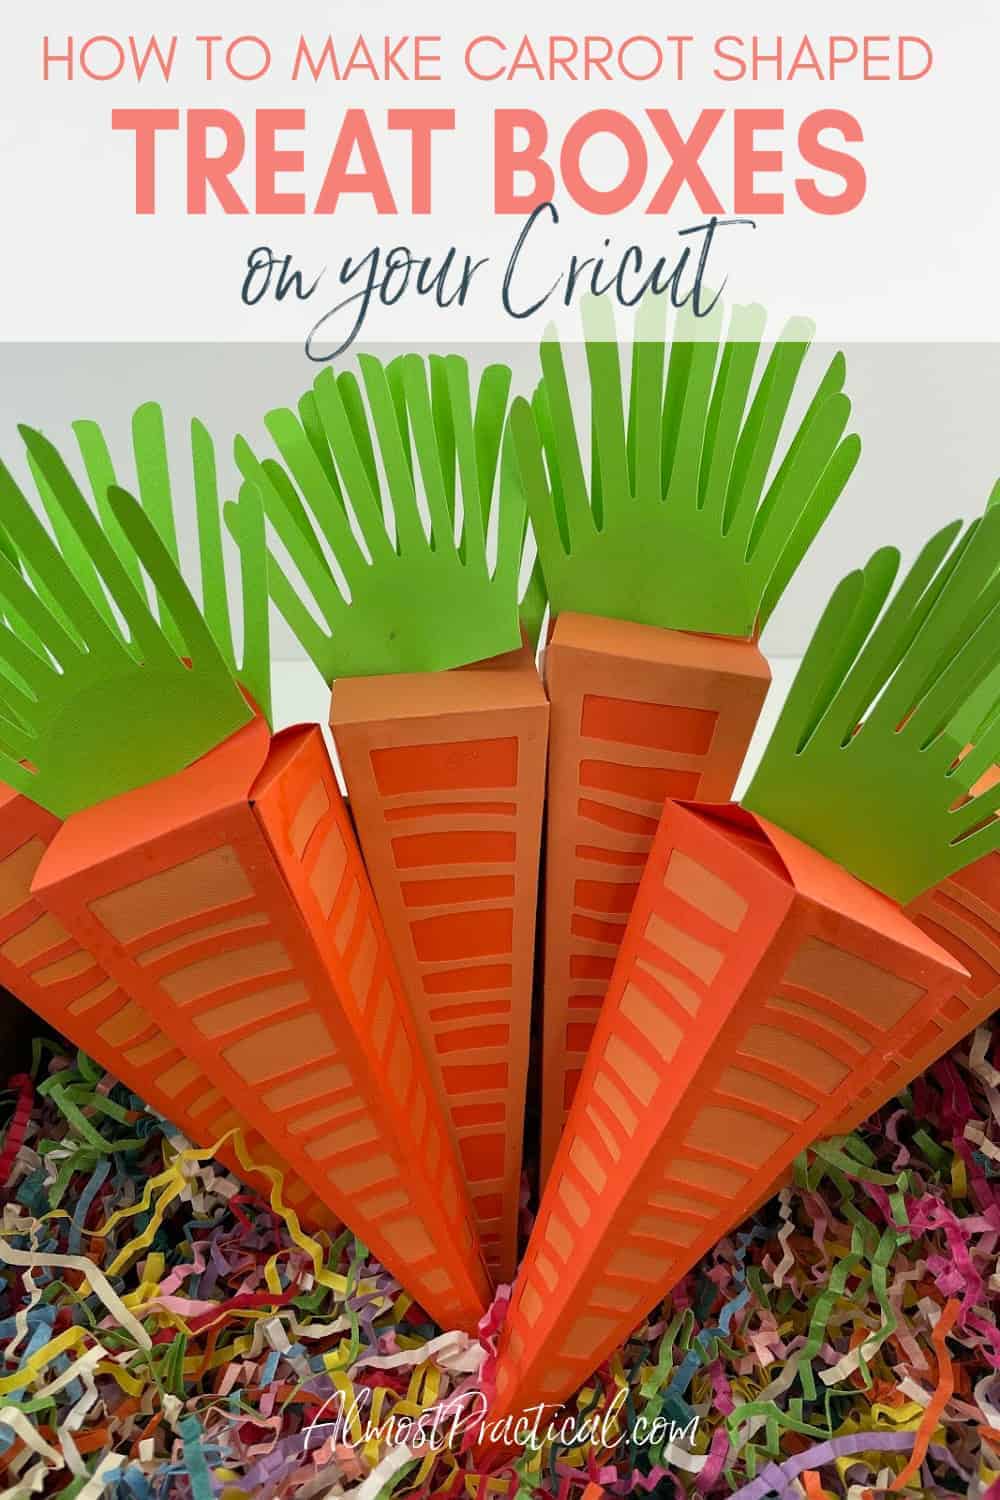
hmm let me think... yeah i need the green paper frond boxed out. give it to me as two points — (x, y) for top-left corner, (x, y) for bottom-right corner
(510, 294), (861, 639)
(0, 438), (253, 819)
(18, 403), (271, 723)
(230, 353), (530, 682)
(743, 503), (1000, 904)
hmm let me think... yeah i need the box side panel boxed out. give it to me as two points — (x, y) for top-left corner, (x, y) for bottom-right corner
(34, 752), (490, 1331)
(252, 725), (492, 1320)
(333, 664), (547, 1281)
(830, 849), (1000, 1133)
(493, 801), (791, 1417)
(539, 616), (770, 1183)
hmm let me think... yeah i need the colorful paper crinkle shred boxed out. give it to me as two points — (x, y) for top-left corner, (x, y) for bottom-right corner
(5, 1023), (1000, 1498)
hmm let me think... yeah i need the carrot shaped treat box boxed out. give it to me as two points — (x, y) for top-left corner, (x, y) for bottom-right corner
(490, 506), (1000, 1420)
(232, 354), (547, 1281)
(510, 295), (861, 1184)
(0, 440), (491, 1331)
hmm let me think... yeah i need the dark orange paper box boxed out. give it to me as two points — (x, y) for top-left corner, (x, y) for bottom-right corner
(490, 797), (968, 1419)
(537, 612), (771, 1184)
(332, 639), (548, 1281)
(30, 714), (492, 1332)
(0, 781), (335, 1226)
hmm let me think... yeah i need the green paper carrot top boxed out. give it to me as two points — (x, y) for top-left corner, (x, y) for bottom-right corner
(0, 425), (269, 817)
(744, 500), (1000, 904)
(510, 294), (862, 639)
(230, 353), (543, 681)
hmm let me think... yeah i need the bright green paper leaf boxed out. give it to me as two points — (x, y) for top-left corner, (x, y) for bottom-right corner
(20, 404), (268, 719)
(744, 503), (1000, 904)
(0, 448), (252, 819)
(232, 353), (529, 681)
(511, 294), (861, 640)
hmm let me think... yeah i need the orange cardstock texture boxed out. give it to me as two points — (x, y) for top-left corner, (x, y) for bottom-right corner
(744, 843), (1000, 1223)
(490, 798), (969, 1420)
(825, 845), (1000, 1136)
(749, 779), (1000, 1201)
(332, 640), (548, 1281)
(29, 715), (492, 1332)
(0, 782), (336, 1229)
(537, 612), (771, 1186)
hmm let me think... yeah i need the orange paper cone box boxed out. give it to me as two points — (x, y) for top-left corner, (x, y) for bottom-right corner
(491, 510), (1000, 1420)
(32, 715), (491, 1330)
(0, 783), (335, 1227)
(0, 439), (491, 1330)
(510, 296), (861, 1182)
(233, 353), (547, 1279)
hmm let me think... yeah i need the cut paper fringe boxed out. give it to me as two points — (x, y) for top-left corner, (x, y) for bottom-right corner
(5, 1020), (1000, 1497)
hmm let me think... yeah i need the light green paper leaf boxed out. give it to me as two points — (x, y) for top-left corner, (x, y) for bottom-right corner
(229, 481), (272, 725)
(743, 504), (1000, 903)
(233, 354), (526, 681)
(18, 404), (268, 718)
(0, 448), (251, 819)
(512, 294), (861, 639)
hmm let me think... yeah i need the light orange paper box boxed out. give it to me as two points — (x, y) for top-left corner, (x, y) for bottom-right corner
(510, 300), (861, 1188)
(234, 352), (548, 1281)
(488, 798), (968, 1419)
(490, 511), (1000, 1417)
(332, 639), (548, 1281)
(538, 611), (769, 1181)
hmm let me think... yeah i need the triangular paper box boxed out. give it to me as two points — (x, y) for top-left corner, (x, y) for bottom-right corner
(332, 639), (548, 1280)
(31, 713), (492, 1332)
(489, 799), (967, 1419)
(538, 612), (769, 1181)
(0, 783), (334, 1228)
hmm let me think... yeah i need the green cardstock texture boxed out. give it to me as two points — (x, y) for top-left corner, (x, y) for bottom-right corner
(231, 353), (532, 682)
(31, 403), (271, 722)
(0, 436), (254, 819)
(511, 294), (862, 640)
(744, 504), (1000, 905)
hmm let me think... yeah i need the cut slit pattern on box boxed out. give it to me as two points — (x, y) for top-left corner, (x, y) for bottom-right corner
(33, 718), (492, 1333)
(333, 642), (547, 1281)
(539, 613), (770, 1183)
